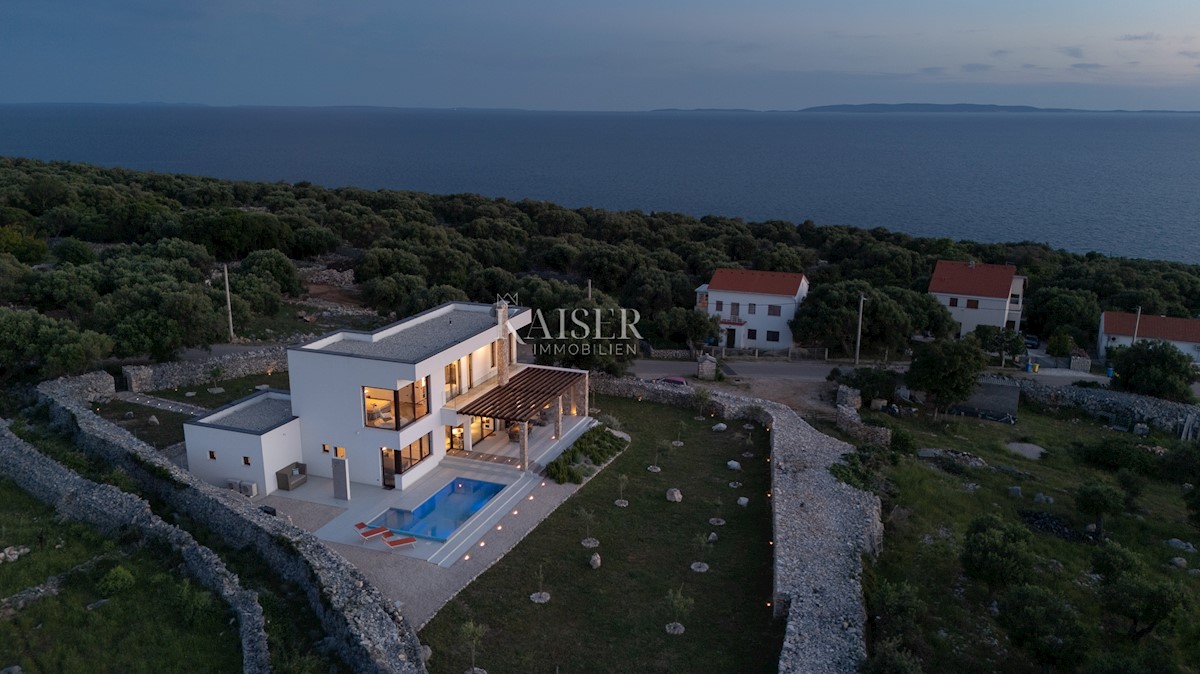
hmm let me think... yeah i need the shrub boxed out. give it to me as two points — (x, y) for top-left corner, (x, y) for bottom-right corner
(890, 428), (917, 455)
(960, 514), (1031, 592)
(862, 638), (924, 674)
(842, 367), (899, 403)
(1072, 438), (1160, 477)
(97, 565), (136, 596)
(998, 584), (1089, 670)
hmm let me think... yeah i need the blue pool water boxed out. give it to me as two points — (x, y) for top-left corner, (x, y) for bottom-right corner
(369, 477), (506, 542)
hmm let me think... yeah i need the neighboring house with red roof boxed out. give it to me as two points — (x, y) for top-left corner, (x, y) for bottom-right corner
(1097, 310), (1200, 363)
(927, 260), (1027, 337)
(695, 268), (809, 349)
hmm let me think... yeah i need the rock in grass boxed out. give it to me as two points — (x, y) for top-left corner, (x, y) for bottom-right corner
(1167, 538), (1196, 553)
(666, 488), (683, 503)
(147, 415), (160, 427)
(712, 423), (727, 432)
(590, 553), (601, 570)
(737, 497), (749, 507)
(727, 460), (742, 471)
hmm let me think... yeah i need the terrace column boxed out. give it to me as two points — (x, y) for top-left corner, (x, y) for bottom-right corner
(519, 421), (529, 472)
(555, 395), (563, 439)
(496, 301), (511, 386)
(463, 420), (473, 453)
(581, 374), (590, 417)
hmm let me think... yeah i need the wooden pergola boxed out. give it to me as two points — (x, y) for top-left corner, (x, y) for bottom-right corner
(459, 366), (589, 472)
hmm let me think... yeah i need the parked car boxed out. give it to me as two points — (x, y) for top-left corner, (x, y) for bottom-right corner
(1023, 334), (1039, 349)
(651, 376), (691, 388)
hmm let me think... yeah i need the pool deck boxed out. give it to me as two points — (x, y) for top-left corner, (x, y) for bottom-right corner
(257, 414), (596, 627)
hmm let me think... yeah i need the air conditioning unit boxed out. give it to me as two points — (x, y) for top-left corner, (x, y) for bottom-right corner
(239, 481), (258, 498)
(227, 479), (241, 491)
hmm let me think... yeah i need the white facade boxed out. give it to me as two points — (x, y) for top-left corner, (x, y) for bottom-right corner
(930, 276), (1026, 337)
(184, 390), (301, 497)
(287, 303), (528, 492)
(183, 302), (582, 499)
(695, 282), (809, 349)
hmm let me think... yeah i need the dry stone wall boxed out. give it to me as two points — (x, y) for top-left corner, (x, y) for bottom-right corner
(985, 374), (1200, 437)
(0, 419), (270, 674)
(590, 376), (882, 674)
(123, 347), (289, 392)
(37, 374), (427, 674)
(834, 386), (892, 447)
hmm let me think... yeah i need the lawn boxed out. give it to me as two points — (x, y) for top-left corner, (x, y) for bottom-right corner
(844, 404), (1200, 672)
(419, 394), (783, 674)
(150, 370), (292, 409)
(92, 399), (190, 449)
(0, 479), (243, 674)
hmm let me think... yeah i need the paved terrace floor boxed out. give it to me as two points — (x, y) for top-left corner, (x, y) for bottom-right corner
(257, 415), (594, 628)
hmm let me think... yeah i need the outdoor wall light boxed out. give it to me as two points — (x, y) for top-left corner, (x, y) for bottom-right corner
(512, 510), (519, 515)
(496, 525), (503, 531)
(479, 541), (486, 547)
(464, 554), (471, 561)
(527, 495), (534, 500)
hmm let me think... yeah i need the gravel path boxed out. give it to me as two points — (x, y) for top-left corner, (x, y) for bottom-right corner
(114, 391), (210, 416)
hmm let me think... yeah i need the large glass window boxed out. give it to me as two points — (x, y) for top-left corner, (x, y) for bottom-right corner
(363, 377), (429, 430)
(445, 361), (461, 402)
(398, 434), (431, 473)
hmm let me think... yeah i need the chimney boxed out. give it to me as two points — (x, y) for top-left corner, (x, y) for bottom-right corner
(496, 300), (511, 386)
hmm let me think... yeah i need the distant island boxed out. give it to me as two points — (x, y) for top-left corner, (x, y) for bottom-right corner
(797, 103), (1196, 114)
(653, 103), (1197, 114)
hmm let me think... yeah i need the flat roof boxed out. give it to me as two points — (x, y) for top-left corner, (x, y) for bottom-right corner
(189, 390), (296, 435)
(298, 303), (526, 364)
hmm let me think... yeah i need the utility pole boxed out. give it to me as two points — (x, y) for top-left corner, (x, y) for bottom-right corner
(854, 293), (866, 366)
(1132, 305), (1142, 344)
(224, 264), (235, 343)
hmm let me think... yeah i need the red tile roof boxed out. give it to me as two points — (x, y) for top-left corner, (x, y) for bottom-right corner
(1102, 311), (1200, 343)
(706, 268), (807, 296)
(927, 260), (1018, 299)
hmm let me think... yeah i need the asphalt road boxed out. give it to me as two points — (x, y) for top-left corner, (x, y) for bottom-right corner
(631, 358), (840, 382)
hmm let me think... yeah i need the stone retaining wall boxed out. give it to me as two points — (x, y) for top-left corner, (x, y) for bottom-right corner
(836, 405), (893, 447)
(835, 385), (862, 410)
(37, 374), (427, 674)
(646, 347), (695, 360)
(985, 374), (1200, 437)
(590, 376), (883, 674)
(0, 420), (270, 674)
(123, 347), (289, 392)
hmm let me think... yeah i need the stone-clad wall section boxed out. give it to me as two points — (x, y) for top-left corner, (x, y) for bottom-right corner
(984, 374), (1200, 437)
(123, 347), (291, 392)
(0, 419), (270, 674)
(37, 374), (427, 674)
(590, 376), (883, 674)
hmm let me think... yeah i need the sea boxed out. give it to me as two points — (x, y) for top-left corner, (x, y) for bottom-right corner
(1, 104), (1198, 263)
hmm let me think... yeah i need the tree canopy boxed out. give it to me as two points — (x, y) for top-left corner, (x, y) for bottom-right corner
(906, 337), (986, 411)
(1108, 340), (1197, 403)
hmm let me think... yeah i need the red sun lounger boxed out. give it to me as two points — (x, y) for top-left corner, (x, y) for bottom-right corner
(382, 533), (417, 549)
(356, 524), (390, 542)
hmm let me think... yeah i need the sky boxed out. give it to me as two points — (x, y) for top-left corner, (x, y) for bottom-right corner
(3, 0), (1200, 110)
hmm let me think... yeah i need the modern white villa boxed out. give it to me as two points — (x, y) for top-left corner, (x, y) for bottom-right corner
(695, 268), (809, 349)
(927, 260), (1026, 337)
(184, 302), (591, 501)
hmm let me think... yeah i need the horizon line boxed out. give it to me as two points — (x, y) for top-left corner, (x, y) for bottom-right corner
(2, 101), (1199, 114)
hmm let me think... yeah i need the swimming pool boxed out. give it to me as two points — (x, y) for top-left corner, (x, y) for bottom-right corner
(368, 477), (506, 542)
